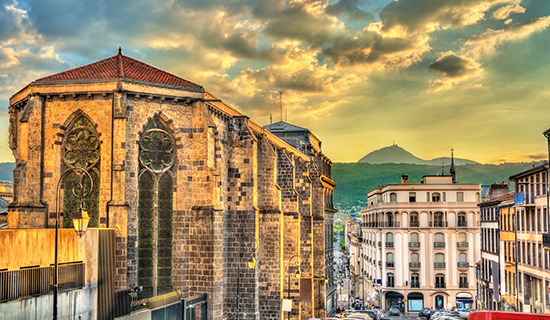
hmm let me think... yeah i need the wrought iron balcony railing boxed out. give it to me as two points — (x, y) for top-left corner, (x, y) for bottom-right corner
(434, 262), (446, 269)
(409, 242), (420, 248)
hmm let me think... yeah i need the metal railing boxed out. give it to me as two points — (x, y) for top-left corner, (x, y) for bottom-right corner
(410, 221), (419, 227)
(430, 221), (448, 227)
(435, 282), (446, 289)
(434, 262), (445, 269)
(458, 221), (468, 227)
(434, 242), (445, 248)
(457, 242), (469, 248)
(457, 262), (470, 269)
(0, 262), (85, 303)
(410, 281), (420, 288)
(409, 262), (421, 269)
(378, 261), (382, 267)
(386, 262), (394, 268)
(459, 282), (468, 288)
(378, 241), (382, 247)
(385, 242), (394, 248)
(409, 242), (420, 248)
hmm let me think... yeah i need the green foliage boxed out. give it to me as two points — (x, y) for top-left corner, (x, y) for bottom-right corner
(333, 161), (544, 208)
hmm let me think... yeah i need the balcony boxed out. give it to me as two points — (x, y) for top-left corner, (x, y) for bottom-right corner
(457, 262), (470, 269)
(459, 282), (468, 288)
(386, 262), (394, 268)
(378, 241), (382, 248)
(410, 221), (419, 227)
(434, 242), (445, 248)
(409, 242), (420, 249)
(378, 261), (382, 267)
(434, 262), (445, 269)
(457, 242), (469, 249)
(386, 242), (394, 248)
(409, 262), (421, 269)
(387, 282), (394, 288)
(381, 221), (401, 228)
(435, 282), (446, 289)
(410, 281), (420, 288)
(458, 221), (468, 227)
(430, 221), (448, 228)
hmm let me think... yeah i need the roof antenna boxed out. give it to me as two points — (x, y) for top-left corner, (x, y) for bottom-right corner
(118, 47), (122, 55)
(279, 92), (283, 122)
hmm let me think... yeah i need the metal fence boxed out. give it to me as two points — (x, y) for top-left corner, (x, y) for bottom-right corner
(0, 262), (85, 303)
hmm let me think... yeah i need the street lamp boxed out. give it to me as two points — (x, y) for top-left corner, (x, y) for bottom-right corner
(236, 236), (259, 320)
(287, 255), (301, 320)
(53, 167), (93, 320)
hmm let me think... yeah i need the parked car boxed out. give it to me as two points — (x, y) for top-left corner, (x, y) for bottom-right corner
(388, 307), (400, 316)
(457, 308), (476, 319)
(344, 315), (372, 320)
(340, 310), (357, 319)
(353, 310), (378, 320)
(419, 308), (436, 318)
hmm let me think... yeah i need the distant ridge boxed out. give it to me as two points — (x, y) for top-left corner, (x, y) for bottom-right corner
(358, 145), (478, 165)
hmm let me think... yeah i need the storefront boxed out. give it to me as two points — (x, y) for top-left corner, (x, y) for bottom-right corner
(456, 293), (474, 309)
(407, 292), (424, 312)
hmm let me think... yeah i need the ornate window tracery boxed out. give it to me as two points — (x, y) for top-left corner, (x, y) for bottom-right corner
(137, 118), (175, 298)
(61, 115), (100, 228)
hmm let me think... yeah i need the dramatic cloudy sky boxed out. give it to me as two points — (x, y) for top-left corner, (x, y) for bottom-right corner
(1, 0), (550, 164)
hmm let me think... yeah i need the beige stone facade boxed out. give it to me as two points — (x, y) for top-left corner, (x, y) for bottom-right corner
(6, 51), (336, 320)
(357, 175), (481, 313)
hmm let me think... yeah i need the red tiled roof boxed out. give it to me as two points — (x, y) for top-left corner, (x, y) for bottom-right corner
(34, 48), (202, 90)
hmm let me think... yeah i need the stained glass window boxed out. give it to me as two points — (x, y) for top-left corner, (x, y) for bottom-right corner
(137, 118), (175, 298)
(62, 115), (100, 228)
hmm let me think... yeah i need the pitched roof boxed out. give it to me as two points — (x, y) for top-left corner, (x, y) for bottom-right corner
(34, 48), (203, 90)
(263, 121), (309, 133)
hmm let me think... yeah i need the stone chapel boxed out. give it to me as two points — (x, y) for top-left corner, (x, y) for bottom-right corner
(7, 49), (337, 319)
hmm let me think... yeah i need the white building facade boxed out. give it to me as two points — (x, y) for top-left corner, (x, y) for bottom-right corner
(359, 174), (481, 313)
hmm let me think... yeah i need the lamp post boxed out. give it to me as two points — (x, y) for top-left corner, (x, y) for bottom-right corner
(236, 236), (258, 320)
(53, 167), (93, 320)
(287, 255), (301, 320)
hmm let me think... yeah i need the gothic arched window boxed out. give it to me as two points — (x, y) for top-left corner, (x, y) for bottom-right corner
(138, 118), (175, 298)
(61, 115), (100, 228)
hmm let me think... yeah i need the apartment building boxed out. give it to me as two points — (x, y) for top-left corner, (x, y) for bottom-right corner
(509, 163), (550, 314)
(477, 183), (513, 311)
(359, 173), (481, 313)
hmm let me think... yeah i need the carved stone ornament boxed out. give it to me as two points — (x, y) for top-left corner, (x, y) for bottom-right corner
(139, 128), (175, 174)
(62, 126), (100, 170)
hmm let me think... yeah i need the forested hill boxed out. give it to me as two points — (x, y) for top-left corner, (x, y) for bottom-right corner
(333, 161), (544, 209)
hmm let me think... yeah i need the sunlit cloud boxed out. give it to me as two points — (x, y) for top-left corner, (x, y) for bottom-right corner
(465, 15), (550, 58)
(429, 51), (483, 91)
(0, 0), (549, 164)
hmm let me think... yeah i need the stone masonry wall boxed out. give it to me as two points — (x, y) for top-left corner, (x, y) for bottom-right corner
(278, 148), (301, 320)
(257, 137), (283, 320)
(224, 117), (260, 320)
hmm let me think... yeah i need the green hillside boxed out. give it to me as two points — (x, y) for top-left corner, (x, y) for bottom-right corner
(332, 161), (544, 209)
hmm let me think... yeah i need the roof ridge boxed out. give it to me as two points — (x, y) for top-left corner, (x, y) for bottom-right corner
(34, 54), (118, 83)
(120, 54), (201, 88)
(33, 48), (203, 90)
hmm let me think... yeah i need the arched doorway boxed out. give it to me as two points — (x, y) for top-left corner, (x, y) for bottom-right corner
(435, 295), (444, 310)
(385, 291), (404, 312)
(407, 292), (424, 312)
